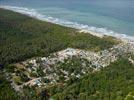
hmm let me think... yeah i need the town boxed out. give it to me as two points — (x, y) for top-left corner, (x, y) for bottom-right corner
(6, 41), (134, 92)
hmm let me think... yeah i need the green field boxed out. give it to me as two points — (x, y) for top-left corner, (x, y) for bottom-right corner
(0, 8), (118, 66)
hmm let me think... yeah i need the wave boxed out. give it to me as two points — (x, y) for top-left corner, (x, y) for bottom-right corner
(0, 5), (134, 41)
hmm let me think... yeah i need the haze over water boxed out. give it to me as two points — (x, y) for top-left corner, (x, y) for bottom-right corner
(1, 0), (134, 39)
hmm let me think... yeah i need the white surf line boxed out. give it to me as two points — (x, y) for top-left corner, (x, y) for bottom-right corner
(0, 5), (134, 42)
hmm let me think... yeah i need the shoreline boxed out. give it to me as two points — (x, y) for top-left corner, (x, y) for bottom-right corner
(78, 28), (134, 44)
(0, 5), (134, 43)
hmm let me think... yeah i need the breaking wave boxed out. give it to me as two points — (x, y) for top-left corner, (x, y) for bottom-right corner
(0, 5), (134, 41)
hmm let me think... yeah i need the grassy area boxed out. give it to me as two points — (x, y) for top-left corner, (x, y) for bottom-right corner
(0, 8), (118, 66)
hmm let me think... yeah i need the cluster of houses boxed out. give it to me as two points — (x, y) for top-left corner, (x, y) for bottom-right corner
(9, 42), (134, 91)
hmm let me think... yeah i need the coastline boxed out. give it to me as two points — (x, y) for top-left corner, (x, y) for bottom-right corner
(0, 5), (134, 43)
(0, 2), (134, 99)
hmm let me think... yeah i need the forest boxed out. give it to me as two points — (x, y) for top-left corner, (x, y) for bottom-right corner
(0, 8), (118, 67)
(0, 58), (133, 100)
(0, 8), (133, 100)
(51, 58), (134, 100)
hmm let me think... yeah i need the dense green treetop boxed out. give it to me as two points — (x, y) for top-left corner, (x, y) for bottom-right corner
(0, 8), (118, 66)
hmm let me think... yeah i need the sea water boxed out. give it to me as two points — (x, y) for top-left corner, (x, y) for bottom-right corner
(0, 0), (134, 40)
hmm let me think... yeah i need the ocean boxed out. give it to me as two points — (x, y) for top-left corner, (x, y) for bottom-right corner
(0, 0), (134, 40)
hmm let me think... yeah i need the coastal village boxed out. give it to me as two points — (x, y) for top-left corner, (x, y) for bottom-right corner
(0, 3), (134, 99)
(6, 41), (134, 92)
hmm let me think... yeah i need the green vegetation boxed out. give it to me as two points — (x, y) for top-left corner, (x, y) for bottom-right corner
(0, 8), (118, 66)
(0, 71), (20, 100)
(0, 8), (133, 100)
(50, 58), (134, 100)
(56, 57), (93, 77)
(1, 57), (134, 100)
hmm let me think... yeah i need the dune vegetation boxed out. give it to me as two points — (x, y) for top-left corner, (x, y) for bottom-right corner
(1, 8), (133, 100)
(0, 8), (118, 66)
